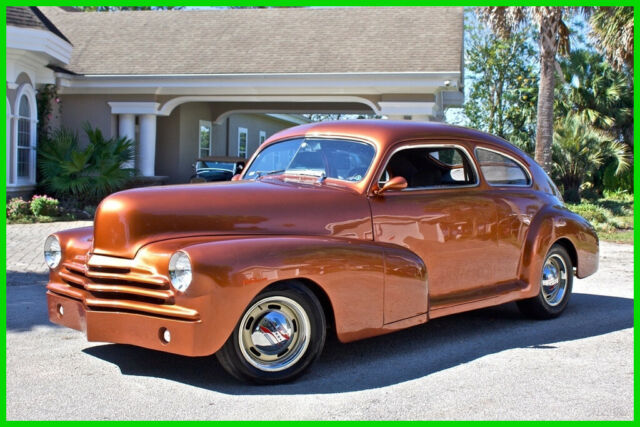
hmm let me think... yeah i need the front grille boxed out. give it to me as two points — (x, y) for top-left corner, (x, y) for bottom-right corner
(48, 254), (199, 321)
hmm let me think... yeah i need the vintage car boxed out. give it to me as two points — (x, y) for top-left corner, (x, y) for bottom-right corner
(189, 156), (245, 183)
(45, 120), (599, 384)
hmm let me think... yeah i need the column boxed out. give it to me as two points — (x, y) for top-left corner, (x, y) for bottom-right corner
(138, 114), (157, 177)
(119, 114), (136, 169)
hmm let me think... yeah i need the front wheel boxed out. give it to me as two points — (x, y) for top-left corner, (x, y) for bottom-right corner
(517, 244), (573, 319)
(216, 282), (326, 384)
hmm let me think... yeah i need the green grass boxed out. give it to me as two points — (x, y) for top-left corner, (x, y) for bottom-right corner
(566, 191), (634, 244)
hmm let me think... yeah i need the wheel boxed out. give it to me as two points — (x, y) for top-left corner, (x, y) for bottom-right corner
(517, 244), (573, 319)
(215, 281), (326, 384)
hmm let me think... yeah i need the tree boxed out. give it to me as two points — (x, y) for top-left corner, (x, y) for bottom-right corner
(556, 49), (633, 147)
(76, 6), (183, 11)
(589, 7), (634, 74)
(552, 115), (630, 202)
(476, 7), (585, 173)
(463, 20), (538, 153)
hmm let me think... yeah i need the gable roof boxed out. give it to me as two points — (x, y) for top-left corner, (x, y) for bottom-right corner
(39, 7), (463, 76)
(6, 7), (71, 44)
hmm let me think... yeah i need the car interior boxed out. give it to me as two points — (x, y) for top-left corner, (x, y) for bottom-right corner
(380, 147), (476, 189)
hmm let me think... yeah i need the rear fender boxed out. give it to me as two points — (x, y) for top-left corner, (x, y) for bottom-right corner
(519, 205), (599, 297)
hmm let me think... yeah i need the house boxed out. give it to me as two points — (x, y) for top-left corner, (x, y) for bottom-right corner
(6, 6), (464, 197)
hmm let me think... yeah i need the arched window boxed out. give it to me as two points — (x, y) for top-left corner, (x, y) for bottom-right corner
(11, 83), (37, 185)
(17, 95), (32, 179)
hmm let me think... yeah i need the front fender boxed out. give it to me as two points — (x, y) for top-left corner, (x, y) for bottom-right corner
(519, 204), (599, 297)
(172, 235), (390, 354)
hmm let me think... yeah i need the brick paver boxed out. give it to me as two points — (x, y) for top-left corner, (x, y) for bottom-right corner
(6, 221), (92, 285)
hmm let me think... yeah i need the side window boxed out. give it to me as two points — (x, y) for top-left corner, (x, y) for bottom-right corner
(475, 148), (531, 186)
(381, 146), (477, 189)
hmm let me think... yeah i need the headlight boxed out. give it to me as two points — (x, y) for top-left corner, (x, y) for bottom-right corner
(44, 235), (62, 269)
(168, 251), (192, 292)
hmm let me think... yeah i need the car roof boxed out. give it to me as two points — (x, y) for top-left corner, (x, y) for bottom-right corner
(266, 119), (529, 159)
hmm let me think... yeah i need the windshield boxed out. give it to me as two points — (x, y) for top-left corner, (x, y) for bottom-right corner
(196, 161), (236, 171)
(244, 138), (375, 182)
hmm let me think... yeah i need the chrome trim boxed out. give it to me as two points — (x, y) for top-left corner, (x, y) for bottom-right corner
(372, 143), (480, 193)
(474, 146), (533, 188)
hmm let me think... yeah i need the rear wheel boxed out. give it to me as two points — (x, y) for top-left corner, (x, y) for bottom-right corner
(216, 281), (326, 384)
(517, 244), (573, 319)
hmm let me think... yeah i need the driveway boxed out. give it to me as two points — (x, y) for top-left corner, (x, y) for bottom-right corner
(5, 222), (634, 420)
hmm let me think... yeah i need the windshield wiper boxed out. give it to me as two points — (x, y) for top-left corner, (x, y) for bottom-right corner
(254, 169), (285, 179)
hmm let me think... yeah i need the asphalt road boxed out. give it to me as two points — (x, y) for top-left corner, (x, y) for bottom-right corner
(6, 242), (634, 420)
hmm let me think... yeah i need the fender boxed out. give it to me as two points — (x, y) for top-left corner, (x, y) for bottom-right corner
(519, 204), (599, 298)
(149, 235), (427, 355)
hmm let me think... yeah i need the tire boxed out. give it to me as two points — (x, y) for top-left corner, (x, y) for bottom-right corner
(517, 244), (573, 319)
(216, 281), (326, 384)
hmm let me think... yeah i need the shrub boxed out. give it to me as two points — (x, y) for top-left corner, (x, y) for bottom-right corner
(38, 124), (135, 206)
(567, 203), (609, 224)
(30, 194), (60, 217)
(6, 198), (31, 220)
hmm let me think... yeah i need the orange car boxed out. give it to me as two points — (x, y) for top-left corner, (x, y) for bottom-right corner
(45, 120), (598, 383)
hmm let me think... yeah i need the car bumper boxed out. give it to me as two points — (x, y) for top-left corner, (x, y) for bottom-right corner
(47, 291), (208, 357)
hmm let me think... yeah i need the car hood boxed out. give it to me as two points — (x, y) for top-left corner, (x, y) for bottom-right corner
(92, 179), (373, 259)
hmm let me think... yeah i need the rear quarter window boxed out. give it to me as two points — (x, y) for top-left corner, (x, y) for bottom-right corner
(475, 148), (531, 186)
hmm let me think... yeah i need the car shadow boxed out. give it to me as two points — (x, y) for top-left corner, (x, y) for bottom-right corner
(82, 292), (633, 394)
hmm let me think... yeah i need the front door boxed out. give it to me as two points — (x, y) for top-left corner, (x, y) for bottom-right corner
(368, 143), (501, 322)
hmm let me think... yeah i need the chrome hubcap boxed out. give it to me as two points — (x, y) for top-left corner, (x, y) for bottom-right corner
(541, 254), (568, 306)
(238, 296), (310, 372)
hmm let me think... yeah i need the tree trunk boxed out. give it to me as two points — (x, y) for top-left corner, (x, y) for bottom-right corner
(535, 10), (562, 173)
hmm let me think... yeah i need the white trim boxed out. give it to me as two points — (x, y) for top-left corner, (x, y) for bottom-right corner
(6, 97), (12, 185)
(199, 120), (213, 157)
(56, 72), (461, 96)
(259, 130), (267, 145)
(237, 127), (248, 158)
(379, 101), (436, 117)
(12, 84), (38, 185)
(6, 26), (72, 65)
(157, 96), (381, 118)
(108, 102), (160, 115)
(266, 113), (311, 125)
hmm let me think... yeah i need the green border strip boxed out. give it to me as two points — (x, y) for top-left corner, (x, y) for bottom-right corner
(2, 2), (637, 423)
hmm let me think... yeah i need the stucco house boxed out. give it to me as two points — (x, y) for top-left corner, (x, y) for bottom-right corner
(6, 6), (464, 197)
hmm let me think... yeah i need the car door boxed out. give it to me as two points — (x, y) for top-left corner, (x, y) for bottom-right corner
(368, 142), (500, 322)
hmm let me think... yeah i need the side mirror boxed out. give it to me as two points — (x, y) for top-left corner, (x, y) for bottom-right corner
(192, 163), (196, 172)
(374, 176), (407, 195)
(231, 174), (242, 181)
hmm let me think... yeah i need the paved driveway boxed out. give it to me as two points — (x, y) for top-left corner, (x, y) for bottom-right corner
(5, 222), (634, 420)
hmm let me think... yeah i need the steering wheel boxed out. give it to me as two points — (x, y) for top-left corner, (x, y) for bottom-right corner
(346, 166), (368, 181)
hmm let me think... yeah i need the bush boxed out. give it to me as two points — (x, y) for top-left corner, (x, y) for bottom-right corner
(38, 124), (135, 206)
(30, 194), (60, 217)
(6, 198), (31, 220)
(567, 203), (609, 223)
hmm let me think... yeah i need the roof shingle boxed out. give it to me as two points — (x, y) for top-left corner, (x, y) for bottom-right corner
(39, 7), (463, 76)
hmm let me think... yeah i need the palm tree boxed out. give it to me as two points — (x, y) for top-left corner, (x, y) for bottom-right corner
(556, 49), (633, 147)
(476, 7), (583, 173)
(552, 115), (630, 202)
(589, 7), (634, 74)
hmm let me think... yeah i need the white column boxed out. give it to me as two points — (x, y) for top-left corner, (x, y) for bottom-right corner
(118, 114), (136, 169)
(139, 114), (157, 177)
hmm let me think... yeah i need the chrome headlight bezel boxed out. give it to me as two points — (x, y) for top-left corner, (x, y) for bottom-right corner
(44, 235), (62, 269)
(168, 250), (192, 293)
